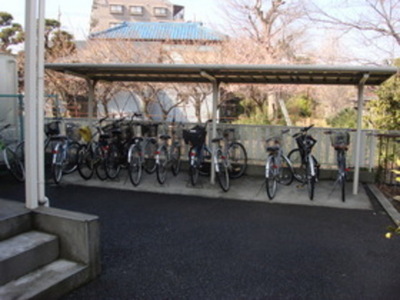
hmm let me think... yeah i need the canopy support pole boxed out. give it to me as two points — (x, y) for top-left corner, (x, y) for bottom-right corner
(200, 72), (220, 184)
(24, 0), (39, 209)
(353, 74), (369, 195)
(37, 0), (48, 206)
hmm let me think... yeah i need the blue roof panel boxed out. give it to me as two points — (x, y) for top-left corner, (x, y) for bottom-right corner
(90, 22), (225, 42)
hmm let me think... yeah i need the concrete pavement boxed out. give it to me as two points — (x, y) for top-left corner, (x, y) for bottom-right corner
(62, 170), (372, 211)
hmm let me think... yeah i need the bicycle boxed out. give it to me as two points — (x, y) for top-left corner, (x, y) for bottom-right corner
(77, 117), (110, 180)
(0, 124), (25, 182)
(183, 120), (230, 192)
(127, 114), (159, 186)
(219, 128), (248, 179)
(288, 124), (319, 200)
(155, 121), (183, 184)
(324, 129), (354, 202)
(265, 129), (294, 200)
(103, 117), (134, 180)
(44, 119), (80, 184)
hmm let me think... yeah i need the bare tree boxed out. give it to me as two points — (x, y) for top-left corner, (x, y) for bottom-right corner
(217, 0), (308, 62)
(306, 0), (400, 64)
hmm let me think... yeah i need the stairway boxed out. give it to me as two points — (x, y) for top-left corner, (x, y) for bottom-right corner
(0, 200), (99, 299)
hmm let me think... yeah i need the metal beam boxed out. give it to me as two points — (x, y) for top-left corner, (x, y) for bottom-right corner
(353, 73), (370, 195)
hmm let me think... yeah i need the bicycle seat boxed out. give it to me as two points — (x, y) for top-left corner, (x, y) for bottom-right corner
(211, 137), (223, 143)
(266, 146), (280, 152)
(159, 134), (171, 140)
(334, 145), (348, 151)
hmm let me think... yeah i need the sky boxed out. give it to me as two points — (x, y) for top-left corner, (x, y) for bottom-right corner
(1, 0), (398, 63)
(1, 0), (221, 40)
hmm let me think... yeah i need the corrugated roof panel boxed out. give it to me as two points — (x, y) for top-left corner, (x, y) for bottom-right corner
(90, 22), (225, 42)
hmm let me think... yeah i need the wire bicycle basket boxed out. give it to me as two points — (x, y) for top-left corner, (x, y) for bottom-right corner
(45, 121), (60, 137)
(66, 123), (81, 142)
(330, 131), (350, 149)
(183, 125), (206, 147)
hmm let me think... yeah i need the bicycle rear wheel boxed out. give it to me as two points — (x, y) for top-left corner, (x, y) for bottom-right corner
(277, 154), (294, 186)
(77, 144), (94, 180)
(156, 146), (168, 184)
(265, 155), (277, 200)
(95, 145), (107, 181)
(3, 144), (25, 182)
(105, 143), (121, 179)
(227, 142), (247, 179)
(170, 143), (181, 176)
(143, 139), (157, 174)
(216, 149), (229, 192)
(128, 145), (142, 186)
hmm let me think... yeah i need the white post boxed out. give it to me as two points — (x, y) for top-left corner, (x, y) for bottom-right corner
(210, 80), (220, 184)
(353, 74), (369, 195)
(24, 0), (39, 209)
(37, 0), (48, 206)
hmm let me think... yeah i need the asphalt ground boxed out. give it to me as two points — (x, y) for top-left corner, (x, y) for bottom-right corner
(1, 172), (400, 299)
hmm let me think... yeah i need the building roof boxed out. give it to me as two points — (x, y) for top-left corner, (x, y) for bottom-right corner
(89, 22), (226, 42)
(44, 63), (398, 86)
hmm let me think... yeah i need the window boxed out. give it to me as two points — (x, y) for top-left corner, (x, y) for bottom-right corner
(130, 6), (144, 15)
(154, 7), (168, 17)
(110, 5), (124, 14)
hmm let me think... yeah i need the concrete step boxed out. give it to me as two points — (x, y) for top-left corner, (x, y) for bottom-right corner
(0, 259), (87, 300)
(0, 199), (32, 241)
(0, 231), (59, 285)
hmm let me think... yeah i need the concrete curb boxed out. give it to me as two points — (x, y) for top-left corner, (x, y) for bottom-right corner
(366, 184), (400, 226)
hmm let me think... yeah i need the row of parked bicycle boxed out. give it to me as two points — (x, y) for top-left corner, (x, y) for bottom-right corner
(0, 115), (354, 202)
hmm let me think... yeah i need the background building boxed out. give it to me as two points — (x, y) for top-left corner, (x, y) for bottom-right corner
(90, 0), (185, 33)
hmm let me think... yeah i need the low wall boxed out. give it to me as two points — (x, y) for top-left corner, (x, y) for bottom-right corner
(33, 206), (101, 280)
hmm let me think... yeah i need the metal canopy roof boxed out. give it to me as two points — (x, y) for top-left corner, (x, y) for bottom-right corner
(45, 63), (398, 85)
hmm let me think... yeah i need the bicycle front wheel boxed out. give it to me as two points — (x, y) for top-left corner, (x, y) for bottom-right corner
(63, 141), (80, 174)
(189, 146), (199, 186)
(265, 155), (277, 200)
(227, 142), (247, 179)
(306, 157), (315, 200)
(128, 145), (142, 186)
(52, 142), (64, 184)
(338, 151), (347, 202)
(288, 148), (306, 183)
(156, 146), (168, 184)
(3, 144), (25, 182)
(216, 149), (229, 192)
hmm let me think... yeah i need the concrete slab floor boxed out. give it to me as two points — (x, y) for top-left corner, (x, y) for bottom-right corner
(61, 171), (372, 211)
